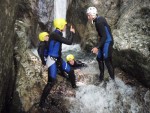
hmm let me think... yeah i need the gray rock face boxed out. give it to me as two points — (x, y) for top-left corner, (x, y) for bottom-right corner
(113, 0), (150, 87)
(16, 0), (54, 47)
(0, 0), (19, 112)
(10, 0), (54, 112)
(12, 20), (44, 112)
(67, 0), (150, 87)
(0, 0), (54, 112)
(37, 0), (54, 31)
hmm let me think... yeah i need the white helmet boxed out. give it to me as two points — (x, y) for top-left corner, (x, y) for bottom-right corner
(86, 7), (97, 16)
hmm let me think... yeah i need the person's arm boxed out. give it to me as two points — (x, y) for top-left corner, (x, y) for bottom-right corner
(50, 32), (75, 45)
(37, 43), (46, 65)
(96, 22), (107, 49)
(75, 60), (87, 67)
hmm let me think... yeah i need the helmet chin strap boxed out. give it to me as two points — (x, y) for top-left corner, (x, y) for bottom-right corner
(92, 18), (95, 24)
(92, 20), (94, 24)
(91, 16), (96, 24)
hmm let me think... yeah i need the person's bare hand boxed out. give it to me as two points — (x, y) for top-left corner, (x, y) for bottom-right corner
(70, 25), (75, 33)
(91, 47), (98, 54)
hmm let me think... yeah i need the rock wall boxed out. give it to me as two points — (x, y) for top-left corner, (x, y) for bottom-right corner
(11, 20), (44, 112)
(16, 0), (54, 47)
(0, 0), (19, 113)
(67, 0), (150, 87)
(0, 0), (54, 112)
(113, 0), (150, 87)
(11, 0), (54, 112)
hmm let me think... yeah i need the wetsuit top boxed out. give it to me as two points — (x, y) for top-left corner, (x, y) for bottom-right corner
(48, 29), (74, 58)
(93, 16), (114, 49)
(68, 60), (87, 69)
(37, 41), (49, 65)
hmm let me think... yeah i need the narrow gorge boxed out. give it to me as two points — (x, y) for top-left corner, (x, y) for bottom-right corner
(0, 0), (149, 113)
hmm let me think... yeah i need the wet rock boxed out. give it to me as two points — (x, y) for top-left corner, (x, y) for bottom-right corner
(11, 0), (55, 111)
(0, 0), (20, 112)
(144, 90), (150, 111)
(115, 68), (150, 112)
(37, 0), (54, 31)
(67, 0), (150, 87)
(28, 97), (69, 113)
(12, 20), (44, 112)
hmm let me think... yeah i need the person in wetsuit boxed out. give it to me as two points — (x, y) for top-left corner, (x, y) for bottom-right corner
(66, 54), (87, 70)
(86, 7), (115, 82)
(66, 54), (87, 82)
(39, 18), (77, 108)
(37, 32), (49, 66)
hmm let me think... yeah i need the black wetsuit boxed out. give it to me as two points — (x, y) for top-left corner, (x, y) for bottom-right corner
(68, 60), (87, 70)
(93, 16), (114, 81)
(37, 41), (49, 65)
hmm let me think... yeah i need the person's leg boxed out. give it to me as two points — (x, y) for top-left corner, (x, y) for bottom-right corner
(57, 59), (68, 79)
(97, 49), (104, 81)
(105, 57), (114, 80)
(103, 42), (114, 80)
(39, 62), (57, 107)
(39, 82), (54, 108)
(61, 59), (77, 88)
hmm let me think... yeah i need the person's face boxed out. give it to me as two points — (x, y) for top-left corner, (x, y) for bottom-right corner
(44, 35), (49, 41)
(69, 59), (75, 65)
(87, 13), (94, 22)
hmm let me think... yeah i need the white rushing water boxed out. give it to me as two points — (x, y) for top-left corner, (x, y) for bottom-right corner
(54, 0), (67, 19)
(61, 44), (149, 113)
(54, 0), (67, 36)
(31, 43), (149, 113)
(62, 44), (81, 52)
(68, 79), (135, 113)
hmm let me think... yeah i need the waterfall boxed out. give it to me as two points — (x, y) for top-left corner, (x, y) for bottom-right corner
(54, 0), (69, 45)
(54, 0), (67, 19)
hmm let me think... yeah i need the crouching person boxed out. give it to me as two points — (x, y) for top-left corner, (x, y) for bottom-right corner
(66, 54), (88, 82)
(66, 54), (87, 69)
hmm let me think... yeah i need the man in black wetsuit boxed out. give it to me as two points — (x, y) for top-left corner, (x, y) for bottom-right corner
(39, 18), (77, 108)
(86, 7), (115, 82)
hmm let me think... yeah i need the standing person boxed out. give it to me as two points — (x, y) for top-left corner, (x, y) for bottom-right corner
(86, 7), (115, 82)
(39, 18), (77, 108)
(37, 32), (49, 66)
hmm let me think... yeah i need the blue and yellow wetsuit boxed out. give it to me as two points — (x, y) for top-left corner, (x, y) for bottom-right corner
(94, 16), (114, 81)
(47, 29), (76, 85)
(39, 29), (76, 107)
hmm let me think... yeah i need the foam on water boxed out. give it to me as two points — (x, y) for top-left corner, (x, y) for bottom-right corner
(62, 44), (81, 52)
(68, 78), (137, 113)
